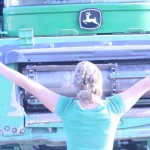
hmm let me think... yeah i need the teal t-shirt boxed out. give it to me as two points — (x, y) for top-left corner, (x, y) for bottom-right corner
(56, 94), (125, 150)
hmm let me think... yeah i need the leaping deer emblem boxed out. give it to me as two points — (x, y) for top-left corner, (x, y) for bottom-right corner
(83, 11), (100, 26)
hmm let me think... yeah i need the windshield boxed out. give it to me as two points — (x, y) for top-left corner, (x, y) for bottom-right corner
(4, 0), (150, 7)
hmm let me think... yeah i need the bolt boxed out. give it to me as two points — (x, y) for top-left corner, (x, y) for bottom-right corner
(12, 128), (17, 133)
(4, 126), (10, 131)
(50, 43), (54, 48)
(108, 42), (112, 46)
(20, 129), (25, 134)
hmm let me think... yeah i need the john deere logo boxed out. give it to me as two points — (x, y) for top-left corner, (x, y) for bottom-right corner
(79, 9), (102, 30)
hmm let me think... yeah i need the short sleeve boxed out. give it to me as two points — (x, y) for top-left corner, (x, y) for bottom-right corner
(107, 94), (125, 115)
(55, 96), (73, 116)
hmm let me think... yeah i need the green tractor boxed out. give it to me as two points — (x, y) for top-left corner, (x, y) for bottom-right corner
(0, 0), (150, 149)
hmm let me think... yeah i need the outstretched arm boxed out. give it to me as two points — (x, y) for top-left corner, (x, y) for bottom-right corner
(119, 75), (150, 112)
(0, 62), (60, 113)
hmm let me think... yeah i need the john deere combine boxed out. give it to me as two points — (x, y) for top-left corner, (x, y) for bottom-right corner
(0, 0), (150, 149)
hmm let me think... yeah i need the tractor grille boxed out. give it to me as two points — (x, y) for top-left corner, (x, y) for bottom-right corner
(21, 63), (150, 113)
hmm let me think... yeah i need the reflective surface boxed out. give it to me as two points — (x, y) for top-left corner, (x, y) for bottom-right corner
(4, 0), (150, 7)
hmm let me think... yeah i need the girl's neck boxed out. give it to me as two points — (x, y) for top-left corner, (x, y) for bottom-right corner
(78, 99), (103, 110)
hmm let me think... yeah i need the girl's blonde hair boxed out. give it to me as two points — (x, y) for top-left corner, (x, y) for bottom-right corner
(73, 61), (103, 104)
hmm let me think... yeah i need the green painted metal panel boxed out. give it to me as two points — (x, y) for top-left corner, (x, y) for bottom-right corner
(0, 64), (24, 138)
(0, 64), (14, 114)
(119, 117), (150, 129)
(1, 30), (150, 48)
(3, 3), (150, 36)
